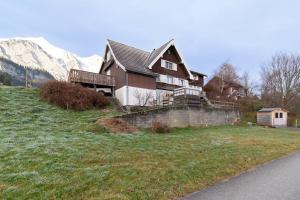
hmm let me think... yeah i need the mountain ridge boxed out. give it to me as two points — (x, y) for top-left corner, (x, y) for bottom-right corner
(0, 37), (103, 80)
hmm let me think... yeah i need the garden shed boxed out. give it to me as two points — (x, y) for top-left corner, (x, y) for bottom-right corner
(257, 108), (288, 127)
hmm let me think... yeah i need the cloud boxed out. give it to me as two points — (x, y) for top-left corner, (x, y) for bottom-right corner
(1, 0), (300, 81)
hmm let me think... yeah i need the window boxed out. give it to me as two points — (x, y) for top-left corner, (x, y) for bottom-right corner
(193, 75), (199, 80)
(166, 61), (173, 70)
(275, 113), (279, 118)
(180, 79), (185, 86)
(167, 50), (171, 55)
(280, 113), (283, 118)
(167, 76), (173, 84)
(107, 70), (111, 76)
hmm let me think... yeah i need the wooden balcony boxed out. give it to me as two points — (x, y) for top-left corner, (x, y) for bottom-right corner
(68, 69), (115, 87)
(173, 87), (206, 97)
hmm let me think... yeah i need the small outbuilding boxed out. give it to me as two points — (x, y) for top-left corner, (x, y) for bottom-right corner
(257, 108), (288, 127)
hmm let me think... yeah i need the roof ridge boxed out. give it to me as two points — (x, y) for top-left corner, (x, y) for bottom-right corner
(107, 39), (150, 54)
(144, 49), (155, 66)
(143, 39), (174, 67)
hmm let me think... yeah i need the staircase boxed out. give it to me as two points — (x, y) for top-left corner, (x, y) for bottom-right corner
(172, 87), (209, 107)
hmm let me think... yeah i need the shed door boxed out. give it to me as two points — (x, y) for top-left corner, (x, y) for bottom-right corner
(273, 112), (285, 126)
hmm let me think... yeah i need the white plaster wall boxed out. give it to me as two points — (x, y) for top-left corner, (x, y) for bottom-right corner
(127, 86), (156, 106)
(115, 86), (127, 105)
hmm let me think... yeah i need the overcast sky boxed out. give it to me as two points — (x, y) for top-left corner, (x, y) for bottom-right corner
(1, 0), (300, 81)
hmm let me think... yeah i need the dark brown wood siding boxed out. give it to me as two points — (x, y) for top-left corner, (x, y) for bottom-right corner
(151, 46), (190, 79)
(128, 72), (156, 89)
(101, 62), (126, 90)
(189, 75), (204, 87)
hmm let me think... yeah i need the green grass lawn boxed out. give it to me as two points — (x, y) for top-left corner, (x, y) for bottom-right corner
(1, 86), (300, 200)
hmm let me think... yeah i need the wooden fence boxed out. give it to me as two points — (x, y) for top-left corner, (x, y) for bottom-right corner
(210, 100), (238, 109)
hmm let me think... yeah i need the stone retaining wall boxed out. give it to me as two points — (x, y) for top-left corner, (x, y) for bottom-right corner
(118, 106), (240, 128)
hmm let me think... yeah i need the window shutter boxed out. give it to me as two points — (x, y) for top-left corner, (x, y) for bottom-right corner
(160, 75), (167, 83)
(161, 59), (166, 68)
(173, 63), (177, 71)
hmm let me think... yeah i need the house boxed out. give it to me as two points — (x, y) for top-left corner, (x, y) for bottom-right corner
(203, 76), (246, 100)
(257, 108), (288, 127)
(99, 39), (206, 106)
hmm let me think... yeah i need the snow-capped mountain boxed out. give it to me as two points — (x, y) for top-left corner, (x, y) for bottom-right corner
(0, 37), (103, 80)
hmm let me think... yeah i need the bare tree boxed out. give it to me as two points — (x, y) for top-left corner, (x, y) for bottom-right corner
(240, 71), (259, 97)
(134, 90), (154, 106)
(261, 53), (300, 110)
(214, 61), (240, 96)
(215, 61), (240, 84)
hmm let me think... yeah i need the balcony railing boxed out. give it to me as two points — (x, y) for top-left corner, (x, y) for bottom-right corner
(68, 69), (115, 87)
(173, 87), (206, 97)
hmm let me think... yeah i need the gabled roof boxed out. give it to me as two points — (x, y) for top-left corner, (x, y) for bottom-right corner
(107, 40), (155, 76)
(258, 108), (288, 112)
(210, 76), (243, 88)
(105, 39), (195, 78)
(101, 59), (114, 72)
(144, 39), (174, 68)
(190, 70), (207, 77)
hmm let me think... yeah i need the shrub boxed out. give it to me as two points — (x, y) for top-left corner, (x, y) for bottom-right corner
(96, 118), (138, 133)
(151, 120), (170, 133)
(0, 71), (12, 86)
(40, 81), (109, 111)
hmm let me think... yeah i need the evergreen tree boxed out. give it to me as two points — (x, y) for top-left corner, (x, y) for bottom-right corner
(0, 71), (12, 85)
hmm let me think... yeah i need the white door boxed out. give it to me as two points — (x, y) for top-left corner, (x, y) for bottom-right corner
(273, 112), (285, 126)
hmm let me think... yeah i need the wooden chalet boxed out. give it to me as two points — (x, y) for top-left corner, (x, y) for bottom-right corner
(203, 76), (247, 100)
(67, 39), (242, 109)
(98, 39), (207, 106)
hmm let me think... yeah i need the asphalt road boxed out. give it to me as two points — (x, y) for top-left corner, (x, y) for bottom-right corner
(181, 151), (300, 200)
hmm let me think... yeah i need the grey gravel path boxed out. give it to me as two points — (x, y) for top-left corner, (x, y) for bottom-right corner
(181, 151), (300, 200)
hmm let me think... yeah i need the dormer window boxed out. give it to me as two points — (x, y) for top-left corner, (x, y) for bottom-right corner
(193, 74), (199, 80)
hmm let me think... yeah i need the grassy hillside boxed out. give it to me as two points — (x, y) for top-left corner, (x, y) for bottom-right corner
(1, 86), (300, 199)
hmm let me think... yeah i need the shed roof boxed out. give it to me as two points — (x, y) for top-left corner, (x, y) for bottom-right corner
(258, 108), (288, 112)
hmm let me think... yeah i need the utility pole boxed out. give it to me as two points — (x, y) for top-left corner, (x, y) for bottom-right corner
(25, 67), (28, 88)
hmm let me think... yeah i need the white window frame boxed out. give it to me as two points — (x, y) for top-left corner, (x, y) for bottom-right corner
(179, 79), (185, 86)
(161, 59), (177, 71)
(167, 76), (174, 84)
(166, 61), (173, 70)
